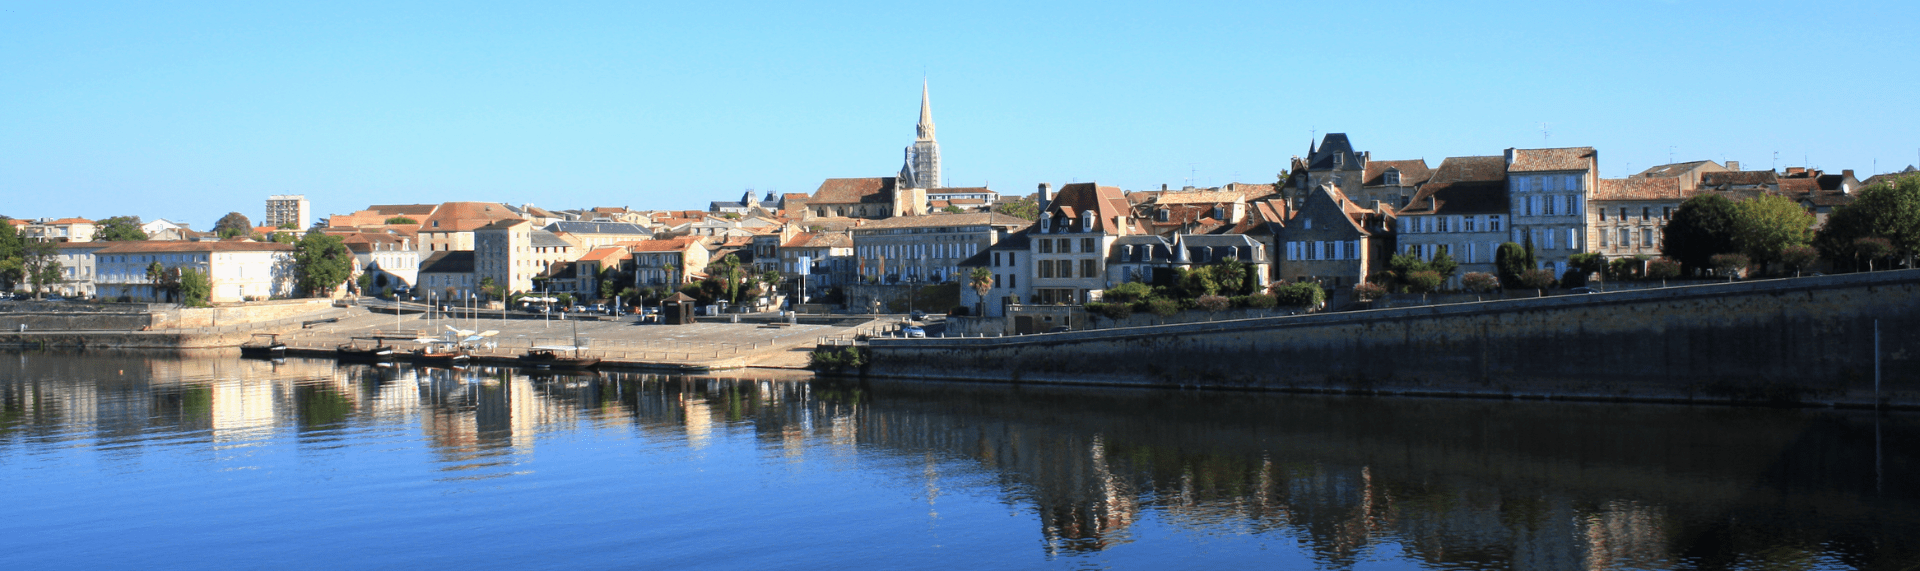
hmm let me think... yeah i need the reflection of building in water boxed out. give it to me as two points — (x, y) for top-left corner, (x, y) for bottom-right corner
(211, 377), (279, 443)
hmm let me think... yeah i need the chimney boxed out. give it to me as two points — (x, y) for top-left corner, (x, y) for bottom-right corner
(1786, 167), (1806, 175)
(1504, 148), (1516, 166)
(1161, 184), (1168, 191)
(1727, 160), (1741, 171)
(1843, 169), (1855, 178)
(1038, 183), (1053, 216)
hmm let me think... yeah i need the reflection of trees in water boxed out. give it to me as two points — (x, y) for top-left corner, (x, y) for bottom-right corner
(7, 351), (1920, 569)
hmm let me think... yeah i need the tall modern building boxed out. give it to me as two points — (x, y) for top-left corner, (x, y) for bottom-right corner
(265, 194), (310, 230)
(898, 82), (940, 190)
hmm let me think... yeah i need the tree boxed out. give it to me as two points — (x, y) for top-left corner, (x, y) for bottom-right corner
(1428, 250), (1459, 282)
(293, 231), (353, 298)
(1103, 281), (1152, 304)
(968, 267), (994, 316)
(0, 220), (24, 291)
(941, 205), (963, 214)
(95, 216), (148, 241)
(1779, 245), (1819, 277)
(1854, 237), (1894, 271)
(1564, 252), (1606, 288)
(145, 262), (181, 302)
(214, 212), (252, 238)
(1663, 194), (1739, 275)
(1404, 270), (1443, 299)
(1352, 282), (1387, 303)
(1813, 174), (1920, 271)
(1730, 194), (1814, 270)
(1709, 253), (1749, 280)
(479, 276), (503, 301)
(1194, 295), (1231, 320)
(995, 195), (1040, 221)
(1271, 282), (1325, 308)
(1517, 268), (1556, 293)
(178, 267), (211, 307)
(1495, 242), (1528, 288)
(1461, 272), (1499, 298)
(22, 240), (62, 297)
(385, 216), (419, 225)
(1646, 258), (1682, 282)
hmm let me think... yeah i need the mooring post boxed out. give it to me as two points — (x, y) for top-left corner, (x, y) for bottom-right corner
(1875, 319), (1882, 410)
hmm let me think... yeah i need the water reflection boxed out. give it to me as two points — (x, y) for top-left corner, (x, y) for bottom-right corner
(2, 349), (1916, 569)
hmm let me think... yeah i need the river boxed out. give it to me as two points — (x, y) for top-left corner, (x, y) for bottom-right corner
(2, 350), (1916, 569)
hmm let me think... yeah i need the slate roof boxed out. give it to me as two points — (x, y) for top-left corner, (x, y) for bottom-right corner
(545, 221), (653, 235)
(1362, 159), (1433, 187)
(531, 230), (571, 248)
(989, 229), (1032, 250)
(810, 177), (897, 204)
(1306, 133), (1364, 171)
(1044, 183), (1130, 233)
(418, 251), (476, 274)
(1428, 155), (1509, 183)
(1507, 147), (1597, 172)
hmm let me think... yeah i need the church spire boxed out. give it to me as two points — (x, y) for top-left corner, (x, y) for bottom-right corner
(916, 80), (935, 141)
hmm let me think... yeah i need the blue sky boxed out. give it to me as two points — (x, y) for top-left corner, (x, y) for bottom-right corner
(3, 1), (1916, 228)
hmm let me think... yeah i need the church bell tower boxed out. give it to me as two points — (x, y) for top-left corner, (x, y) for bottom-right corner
(900, 81), (941, 190)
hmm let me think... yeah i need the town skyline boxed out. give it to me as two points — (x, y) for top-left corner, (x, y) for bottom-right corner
(5, 2), (1918, 224)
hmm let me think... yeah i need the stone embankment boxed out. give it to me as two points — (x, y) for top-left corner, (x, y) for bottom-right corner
(862, 270), (1920, 408)
(1, 298), (345, 349)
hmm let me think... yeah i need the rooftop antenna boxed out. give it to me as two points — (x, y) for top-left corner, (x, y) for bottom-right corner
(1669, 146), (1676, 165)
(1539, 122), (1550, 144)
(1189, 163), (1198, 187)
(1773, 151), (1779, 171)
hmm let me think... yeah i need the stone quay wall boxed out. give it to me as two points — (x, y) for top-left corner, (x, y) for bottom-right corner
(0, 298), (337, 333)
(864, 270), (1920, 407)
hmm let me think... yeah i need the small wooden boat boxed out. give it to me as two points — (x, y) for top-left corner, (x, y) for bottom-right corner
(408, 339), (470, 366)
(239, 333), (287, 358)
(518, 346), (600, 370)
(336, 338), (395, 361)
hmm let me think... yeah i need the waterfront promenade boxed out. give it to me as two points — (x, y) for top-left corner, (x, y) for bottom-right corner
(2, 301), (891, 371)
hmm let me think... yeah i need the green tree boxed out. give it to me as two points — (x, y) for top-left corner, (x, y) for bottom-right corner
(145, 262), (181, 302)
(1271, 282), (1325, 308)
(1195, 294), (1231, 319)
(1461, 272), (1499, 297)
(1102, 281), (1152, 303)
(1710, 253), (1750, 280)
(941, 205), (963, 214)
(1352, 282), (1386, 303)
(293, 231), (353, 298)
(1812, 174), (1920, 271)
(356, 272), (375, 296)
(968, 267), (994, 316)
(1663, 194), (1739, 275)
(0, 219), (24, 290)
(1427, 250), (1459, 282)
(1646, 258), (1682, 282)
(95, 216), (148, 241)
(1730, 194), (1814, 270)
(1495, 242), (1528, 288)
(385, 216), (419, 225)
(214, 212), (252, 238)
(478, 276), (503, 301)
(1404, 270), (1443, 297)
(22, 240), (62, 296)
(1779, 245), (1818, 277)
(178, 267), (211, 307)
(1564, 252), (1606, 288)
(994, 195), (1040, 221)
(1517, 268), (1556, 292)
(1853, 237), (1894, 271)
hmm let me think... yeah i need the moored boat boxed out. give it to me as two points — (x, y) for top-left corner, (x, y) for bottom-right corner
(518, 346), (600, 370)
(239, 333), (287, 358)
(336, 338), (396, 361)
(408, 339), (470, 366)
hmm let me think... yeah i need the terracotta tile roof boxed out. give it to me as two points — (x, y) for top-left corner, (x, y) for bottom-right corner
(810, 177), (896, 204)
(1507, 147), (1597, 172)
(928, 186), (995, 195)
(624, 237), (699, 252)
(46, 218), (95, 225)
(94, 241), (293, 254)
(577, 247), (632, 263)
(780, 232), (815, 248)
(797, 233), (852, 249)
(1702, 171), (1779, 186)
(1153, 189), (1245, 205)
(1591, 177), (1687, 201)
(1362, 159), (1432, 187)
(1634, 161), (1717, 178)
(1778, 177), (1820, 194)
(367, 204), (438, 216)
(421, 202), (519, 232)
(1045, 183), (1130, 233)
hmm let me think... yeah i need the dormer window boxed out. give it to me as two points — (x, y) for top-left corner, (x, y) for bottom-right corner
(1303, 218), (1312, 230)
(1212, 206), (1225, 220)
(1384, 169), (1400, 186)
(1156, 208), (1169, 222)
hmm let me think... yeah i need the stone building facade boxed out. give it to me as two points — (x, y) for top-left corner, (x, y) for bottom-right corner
(1505, 147), (1597, 277)
(1274, 182), (1395, 290)
(1029, 183), (1133, 305)
(852, 212), (1028, 285)
(1394, 156), (1510, 288)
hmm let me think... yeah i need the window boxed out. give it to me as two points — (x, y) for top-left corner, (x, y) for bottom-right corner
(1039, 240), (1053, 254)
(1463, 216), (1477, 233)
(1599, 208), (1607, 222)
(1343, 241), (1357, 259)
(1385, 169), (1401, 186)
(1009, 274), (1017, 288)
(993, 252), (1001, 267)
(1060, 259), (1075, 278)
(1600, 230), (1610, 247)
(1489, 216), (1503, 231)
(1620, 207), (1629, 220)
(1081, 238), (1094, 253)
(1545, 175), (1560, 192)
(1437, 216), (1450, 233)
(1323, 241), (1336, 260)
(1038, 261), (1052, 278)
(1643, 228), (1654, 246)
(1663, 207), (1672, 219)
(1620, 228), (1631, 247)
(1058, 239), (1070, 253)
(1568, 228), (1579, 250)
(1568, 175), (1582, 191)
(1007, 253), (1015, 265)
(1080, 259), (1096, 278)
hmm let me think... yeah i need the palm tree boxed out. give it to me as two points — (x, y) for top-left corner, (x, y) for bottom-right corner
(968, 267), (994, 317)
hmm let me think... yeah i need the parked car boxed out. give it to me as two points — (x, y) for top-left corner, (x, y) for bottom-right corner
(588, 303), (608, 314)
(902, 325), (926, 338)
(909, 310), (927, 320)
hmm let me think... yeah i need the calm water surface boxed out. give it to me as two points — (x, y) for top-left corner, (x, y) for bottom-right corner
(2, 349), (1917, 570)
